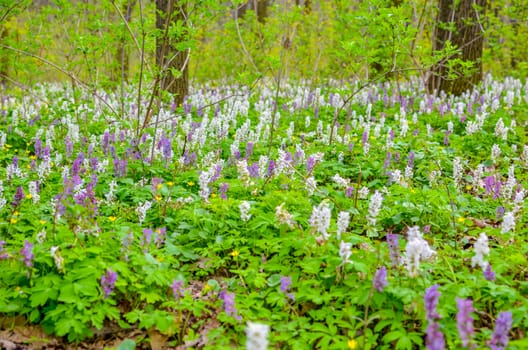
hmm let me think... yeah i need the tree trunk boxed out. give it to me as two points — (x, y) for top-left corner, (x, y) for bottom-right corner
(114, 0), (135, 84)
(256, 0), (267, 23)
(156, 0), (188, 106)
(428, 0), (486, 96)
(0, 26), (8, 87)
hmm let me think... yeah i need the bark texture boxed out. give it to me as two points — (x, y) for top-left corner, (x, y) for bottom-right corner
(428, 0), (486, 96)
(156, 0), (188, 106)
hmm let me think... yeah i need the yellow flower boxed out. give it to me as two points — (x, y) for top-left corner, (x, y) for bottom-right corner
(211, 193), (217, 199)
(156, 184), (163, 190)
(30, 155), (37, 160)
(466, 185), (472, 191)
(25, 194), (32, 199)
(10, 218), (17, 224)
(108, 216), (117, 222)
(155, 195), (162, 201)
(230, 250), (240, 257)
(203, 284), (212, 293)
(458, 217), (465, 223)
(39, 220), (46, 225)
(348, 339), (358, 349)
(167, 181), (174, 187)
(410, 188), (416, 193)
(187, 181), (195, 186)
(13, 211), (19, 216)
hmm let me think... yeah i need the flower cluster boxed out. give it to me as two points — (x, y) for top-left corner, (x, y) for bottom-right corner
(403, 226), (435, 277)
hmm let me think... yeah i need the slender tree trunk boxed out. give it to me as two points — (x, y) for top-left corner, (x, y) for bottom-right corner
(0, 26), (8, 87)
(256, 0), (268, 23)
(114, 0), (136, 84)
(156, 0), (188, 106)
(428, 0), (486, 95)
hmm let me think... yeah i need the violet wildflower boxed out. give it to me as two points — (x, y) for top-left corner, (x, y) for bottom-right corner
(345, 186), (354, 198)
(484, 263), (496, 281)
(424, 285), (445, 350)
(373, 266), (388, 292)
(20, 240), (34, 268)
(219, 183), (229, 200)
(456, 298), (475, 348)
(172, 279), (185, 300)
(280, 275), (295, 301)
(267, 159), (275, 177)
(12, 186), (24, 208)
(306, 156), (316, 173)
(101, 269), (117, 298)
(248, 162), (260, 178)
(489, 311), (512, 350)
(142, 228), (153, 251)
(426, 321), (446, 350)
(219, 290), (241, 320)
(245, 142), (254, 159)
(424, 285), (441, 321)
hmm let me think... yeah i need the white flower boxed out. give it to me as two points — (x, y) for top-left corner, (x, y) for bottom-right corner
(275, 203), (296, 229)
(403, 226), (435, 277)
(240, 201), (251, 222)
(246, 322), (269, 350)
(306, 176), (317, 196)
(136, 200), (152, 224)
(309, 201), (331, 240)
(453, 157), (463, 187)
(332, 174), (349, 188)
(491, 144), (501, 163)
(367, 191), (383, 225)
(501, 211), (515, 234)
(50, 246), (64, 271)
(358, 186), (369, 199)
(339, 240), (352, 264)
(336, 211), (350, 240)
(471, 233), (490, 271)
(28, 181), (40, 204)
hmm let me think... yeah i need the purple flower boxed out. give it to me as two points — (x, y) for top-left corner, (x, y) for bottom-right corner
(407, 151), (415, 168)
(142, 228), (153, 250)
(456, 298), (474, 348)
(151, 177), (163, 193)
(306, 156), (316, 173)
(247, 162), (260, 178)
(345, 186), (354, 198)
(424, 285), (441, 321)
(155, 227), (167, 247)
(426, 321), (446, 350)
(219, 183), (229, 200)
(495, 206), (505, 220)
(280, 275), (292, 293)
(484, 263), (496, 281)
(444, 130), (451, 146)
(20, 240), (34, 268)
(267, 159), (275, 177)
(373, 266), (388, 292)
(172, 279), (185, 300)
(383, 151), (392, 169)
(245, 142), (254, 159)
(219, 290), (240, 320)
(489, 311), (512, 350)
(101, 269), (117, 298)
(65, 137), (73, 157)
(12, 186), (24, 208)
(157, 135), (172, 161)
(386, 233), (400, 267)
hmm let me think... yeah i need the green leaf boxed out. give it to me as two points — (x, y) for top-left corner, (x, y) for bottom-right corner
(117, 339), (136, 350)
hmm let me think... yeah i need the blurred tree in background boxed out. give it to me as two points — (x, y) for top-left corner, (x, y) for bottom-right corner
(0, 0), (526, 97)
